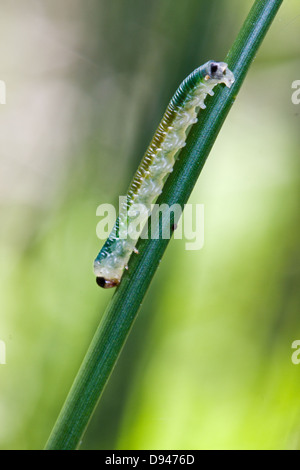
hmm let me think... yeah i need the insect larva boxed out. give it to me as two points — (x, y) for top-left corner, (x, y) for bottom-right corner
(94, 61), (235, 288)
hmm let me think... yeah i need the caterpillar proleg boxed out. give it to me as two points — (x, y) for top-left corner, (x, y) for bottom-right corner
(94, 61), (235, 288)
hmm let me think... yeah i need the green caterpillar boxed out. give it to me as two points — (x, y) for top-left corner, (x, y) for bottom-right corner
(94, 61), (235, 288)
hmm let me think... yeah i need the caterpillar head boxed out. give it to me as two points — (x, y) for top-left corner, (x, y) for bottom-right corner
(204, 61), (235, 88)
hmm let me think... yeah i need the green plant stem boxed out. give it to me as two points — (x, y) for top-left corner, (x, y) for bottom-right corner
(45, 0), (283, 450)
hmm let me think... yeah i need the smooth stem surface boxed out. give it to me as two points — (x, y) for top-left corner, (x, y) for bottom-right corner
(45, 0), (283, 450)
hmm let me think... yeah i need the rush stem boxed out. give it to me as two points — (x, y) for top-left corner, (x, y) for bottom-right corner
(45, 0), (284, 450)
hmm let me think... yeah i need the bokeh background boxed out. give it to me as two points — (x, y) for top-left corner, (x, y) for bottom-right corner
(0, 0), (299, 450)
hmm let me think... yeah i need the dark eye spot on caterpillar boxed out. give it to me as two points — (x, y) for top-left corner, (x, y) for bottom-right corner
(210, 63), (219, 75)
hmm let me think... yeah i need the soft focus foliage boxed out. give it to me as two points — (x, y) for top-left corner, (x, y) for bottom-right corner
(0, 0), (299, 450)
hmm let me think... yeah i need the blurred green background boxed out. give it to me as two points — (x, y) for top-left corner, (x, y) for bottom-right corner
(0, 0), (299, 450)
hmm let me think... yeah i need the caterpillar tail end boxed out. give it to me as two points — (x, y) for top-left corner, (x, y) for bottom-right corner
(94, 258), (121, 288)
(96, 277), (120, 288)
